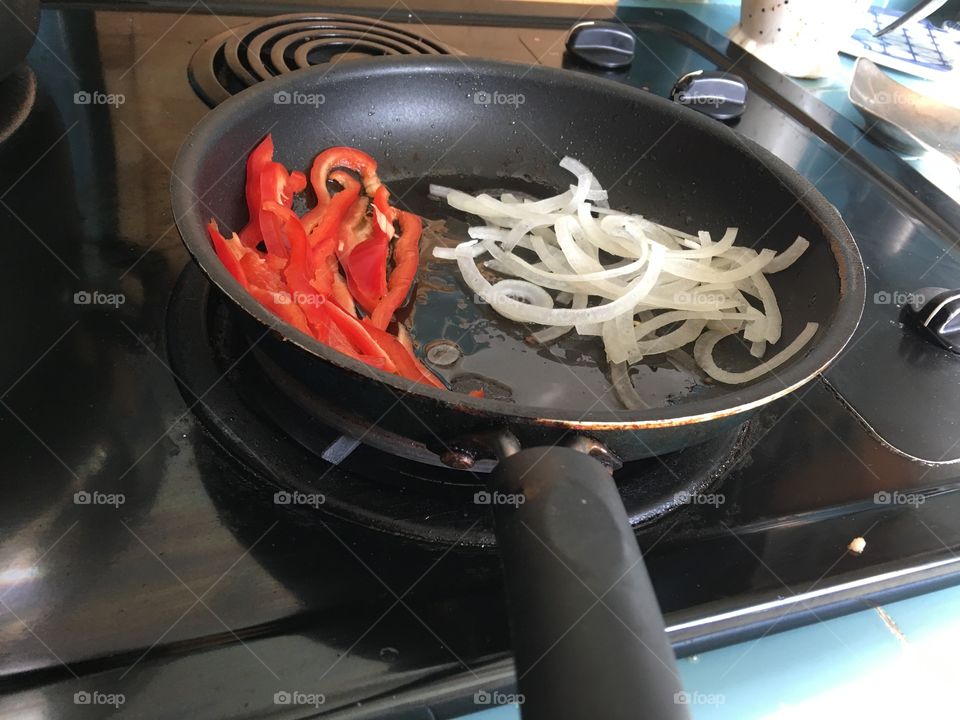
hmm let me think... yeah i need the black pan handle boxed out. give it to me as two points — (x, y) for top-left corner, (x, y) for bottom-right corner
(490, 446), (689, 720)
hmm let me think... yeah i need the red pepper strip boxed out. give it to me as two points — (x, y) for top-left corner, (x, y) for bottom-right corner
(342, 185), (393, 312)
(323, 260), (358, 317)
(362, 321), (443, 387)
(207, 220), (248, 286)
(372, 185), (394, 222)
(334, 185), (372, 257)
(305, 173), (361, 261)
(257, 165), (306, 259)
(238, 136), (275, 248)
(302, 171), (359, 237)
(395, 325), (445, 388)
(261, 201), (315, 299)
(315, 301), (397, 372)
(468, 389), (485, 398)
(353, 355), (388, 370)
(259, 201), (397, 372)
(238, 249), (286, 295)
(302, 171), (363, 315)
(369, 209), (423, 330)
(306, 146), (382, 218)
(245, 285), (313, 336)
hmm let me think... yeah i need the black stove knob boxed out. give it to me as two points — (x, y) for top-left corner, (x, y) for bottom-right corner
(565, 21), (636, 69)
(902, 287), (960, 353)
(670, 70), (748, 122)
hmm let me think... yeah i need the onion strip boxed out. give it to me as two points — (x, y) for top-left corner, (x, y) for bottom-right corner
(433, 157), (815, 392)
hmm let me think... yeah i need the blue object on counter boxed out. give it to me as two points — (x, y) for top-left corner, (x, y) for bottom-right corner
(845, 6), (955, 77)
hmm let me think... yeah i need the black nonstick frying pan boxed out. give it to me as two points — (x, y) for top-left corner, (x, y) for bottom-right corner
(172, 57), (864, 719)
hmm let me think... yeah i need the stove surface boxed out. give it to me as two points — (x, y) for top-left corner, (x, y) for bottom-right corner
(2, 5), (960, 718)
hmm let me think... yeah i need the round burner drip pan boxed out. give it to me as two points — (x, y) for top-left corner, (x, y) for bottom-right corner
(188, 13), (457, 107)
(168, 265), (750, 548)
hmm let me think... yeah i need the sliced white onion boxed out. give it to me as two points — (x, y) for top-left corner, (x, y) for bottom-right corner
(611, 361), (647, 410)
(434, 157), (814, 391)
(433, 242), (485, 260)
(531, 293), (589, 345)
(455, 242), (665, 326)
(489, 279), (554, 309)
(765, 236), (811, 273)
(694, 322), (819, 384)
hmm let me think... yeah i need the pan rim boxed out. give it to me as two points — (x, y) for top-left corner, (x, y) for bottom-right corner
(171, 55), (865, 429)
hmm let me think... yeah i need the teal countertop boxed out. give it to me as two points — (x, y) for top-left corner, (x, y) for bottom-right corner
(456, 4), (960, 718)
(458, 582), (960, 719)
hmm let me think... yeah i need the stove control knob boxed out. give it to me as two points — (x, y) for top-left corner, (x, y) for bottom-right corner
(565, 21), (636, 69)
(902, 287), (960, 354)
(670, 70), (748, 122)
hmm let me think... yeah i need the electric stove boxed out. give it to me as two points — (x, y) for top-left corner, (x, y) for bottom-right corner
(2, 4), (960, 718)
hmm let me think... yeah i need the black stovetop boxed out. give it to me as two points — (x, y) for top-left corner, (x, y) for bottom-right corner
(2, 4), (960, 718)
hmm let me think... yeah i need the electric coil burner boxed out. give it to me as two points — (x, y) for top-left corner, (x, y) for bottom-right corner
(167, 264), (751, 547)
(188, 13), (457, 107)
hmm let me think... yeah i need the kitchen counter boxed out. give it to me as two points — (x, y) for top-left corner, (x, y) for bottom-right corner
(460, 582), (960, 718)
(621, 0), (960, 202)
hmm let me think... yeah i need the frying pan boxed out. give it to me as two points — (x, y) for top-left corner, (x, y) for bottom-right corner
(172, 56), (864, 719)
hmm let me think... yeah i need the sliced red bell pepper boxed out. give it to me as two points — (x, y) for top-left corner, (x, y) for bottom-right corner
(395, 324), (445, 388)
(362, 321), (444, 387)
(335, 192), (371, 256)
(321, 258), (358, 317)
(369, 209), (423, 329)
(317, 301), (397, 372)
(213, 140), (446, 389)
(306, 172), (361, 260)
(302, 171), (362, 315)
(238, 136), (275, 248)
(302, 170), (361, 238)
(246, 285), (312, 336)
(207, 220), (248, 286)
(306, 146), (382, 217)
(260, 200), (397, 372)
(257, 164), (306, 258)
(341, 185), (393, 313)
(260, 201), (312, 292)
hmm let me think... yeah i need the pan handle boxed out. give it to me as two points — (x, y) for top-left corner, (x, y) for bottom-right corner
(490, 446), (689, 720)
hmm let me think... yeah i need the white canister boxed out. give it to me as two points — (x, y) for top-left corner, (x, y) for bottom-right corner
(728, 0), (872, 79)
